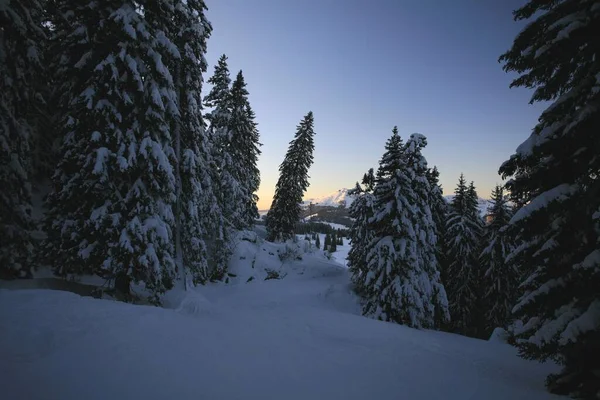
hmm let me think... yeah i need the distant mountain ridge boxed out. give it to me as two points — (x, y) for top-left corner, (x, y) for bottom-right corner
(302, 188), (491, 217)
(303, 188), (357, 208)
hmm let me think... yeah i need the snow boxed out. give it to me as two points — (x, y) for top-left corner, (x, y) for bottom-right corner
(296, 233), (352, 267)
(310, 220), (348, 230)
(510, 184), (579, 224)
(559, 300), (600, 345)
(303, 188), (357, 208)
(515, 120), (563, 158)
(489, 327), (509, 344)
(555, 20), (584, 41)
(0, 233), (562, 400)
(92, 147), (109, 175)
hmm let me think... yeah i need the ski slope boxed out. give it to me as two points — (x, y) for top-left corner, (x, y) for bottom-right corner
(0, 236), (561, 400)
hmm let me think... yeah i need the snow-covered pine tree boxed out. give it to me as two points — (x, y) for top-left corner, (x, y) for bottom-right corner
(228, 72), (261, 229)
(444, 174), (484, 337)
(0, 0), (46, 278)
(347, 168), (376, 293)
(426, 166), (448, 283)
(204, 54), (234, 278)
(362, 129), (449, 329)
(467, 180), (486, 335)
(499, 1), (600, 396)
(266, 112), (316, 242)
(43, 0), (179, 301)
(479, 185), (516, 334)
(467, 181), (484, 226)
(426, 166), (450, 327)
(170, 0), (213, 285)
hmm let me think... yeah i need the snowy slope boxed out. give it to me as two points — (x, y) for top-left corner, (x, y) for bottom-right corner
(303, 188), (356, 208)
(0, 236), (561, 400)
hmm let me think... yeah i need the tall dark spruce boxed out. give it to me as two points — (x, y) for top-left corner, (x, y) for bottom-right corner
(444, 174), (484, 337)
(169, 0), (214, 285)
(347, 168), (376, 294)
(228, 71), (262, 229)
(203, 54), (233, 278)
(0, 0), (46, 278)
(499, 0), (600, 397)
(266, 112), (316, 242)
(480, 185), (516, 334)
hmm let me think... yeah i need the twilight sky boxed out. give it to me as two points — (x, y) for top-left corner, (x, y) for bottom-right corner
(204, 0), (547, 210)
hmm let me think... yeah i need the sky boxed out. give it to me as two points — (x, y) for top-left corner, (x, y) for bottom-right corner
(204, 0), (548, 210)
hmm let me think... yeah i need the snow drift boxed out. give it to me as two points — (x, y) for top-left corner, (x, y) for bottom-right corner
(0, 236), (561, 400)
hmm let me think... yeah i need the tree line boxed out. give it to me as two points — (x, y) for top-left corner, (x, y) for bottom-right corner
(0, 0), (313, 303)
(344, 1), (600, 397)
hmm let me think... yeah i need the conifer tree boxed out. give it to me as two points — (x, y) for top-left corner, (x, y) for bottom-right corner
(170, 0), (213, 285)
(266, 112), (316, 241)
(330, 232), (337, 252)
(347, 169), (376, 293)
(480, 185), (516, 334)
(228, 75), (261, 228)
(315, 234), (320, 249)
(204, 54), (233, 277)
(444, 174), (484, 336)
(43, 0), (179, 301)
(363, 129), (449, 329)
(426, 167), (448, 282)
(499, 1), (600, 396)
(324, 233), (330, 249)
(0, 0), (46, 277)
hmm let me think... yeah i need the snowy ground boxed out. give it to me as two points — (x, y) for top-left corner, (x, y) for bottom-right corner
(0, 233), (562, 400)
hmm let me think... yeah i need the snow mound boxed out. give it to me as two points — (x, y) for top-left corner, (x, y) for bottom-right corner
(175, 291), (214, 316)
(489, 327), (510, 344)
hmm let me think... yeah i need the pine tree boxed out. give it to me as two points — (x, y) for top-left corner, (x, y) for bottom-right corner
(228, 74), (261, 229)
(499, 1), (600, 396)
(315, 234), (320, 249)
(338, 235), (343, 246)
(480, 185), (516, 334)
(444, 174), (484, 337)
(426, 167), (448, 278)
(266, 112), (316, 242)
(324, 233), (330, 249)
(363, 129), (449, 329)
(209, 69), (262, 231)
(348, 169), (376, 293)
(0, 0), (46, 278)
(204, 54), (233, 278)
(330, 232), (337, 252)
(43, 0), (179, 301)
(170, 0), (213, 285)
